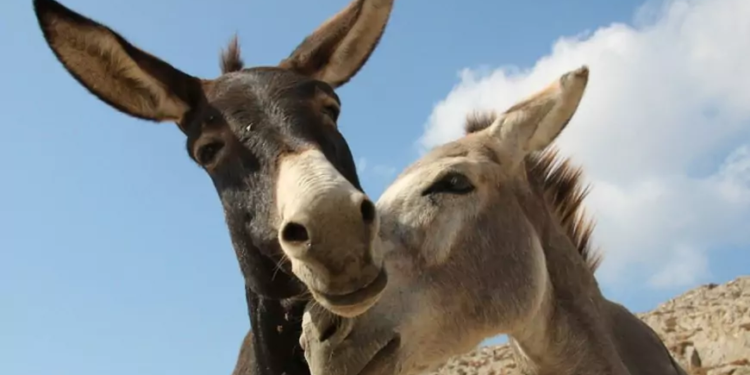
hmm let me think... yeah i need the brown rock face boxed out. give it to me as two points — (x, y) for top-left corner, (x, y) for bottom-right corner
(427, 276), (750, 375)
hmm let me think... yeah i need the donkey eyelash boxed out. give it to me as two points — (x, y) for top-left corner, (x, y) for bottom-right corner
(323, 105), (340, 122)
(196, 142), (225, 166)
(421, 172), (475, 196)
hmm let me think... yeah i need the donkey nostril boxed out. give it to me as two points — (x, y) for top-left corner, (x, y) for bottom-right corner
(360, 199), (376, 224)
(281, 222), (309, 243)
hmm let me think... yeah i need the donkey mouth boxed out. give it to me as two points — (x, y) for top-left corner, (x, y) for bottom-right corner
(314, 268), (388, 308)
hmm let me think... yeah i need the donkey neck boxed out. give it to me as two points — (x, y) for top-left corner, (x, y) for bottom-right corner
(509, 214), (629, 375)
(244, 290), (310, 375)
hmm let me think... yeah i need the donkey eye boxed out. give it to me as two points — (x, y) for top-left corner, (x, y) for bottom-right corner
(422, 172), (475, 196)
(196, 142), (224, 166)
(322, 105), (340, 122)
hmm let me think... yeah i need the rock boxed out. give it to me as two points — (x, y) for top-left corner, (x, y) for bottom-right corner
(686, 345), (702, 369)
(426, 276), (750, 375)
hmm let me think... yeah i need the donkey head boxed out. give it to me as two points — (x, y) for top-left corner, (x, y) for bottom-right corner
(300, 66), (591, 375)
(33, 0), (393, 317)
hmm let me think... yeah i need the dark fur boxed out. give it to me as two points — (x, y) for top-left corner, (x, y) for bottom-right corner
(221, 35), (245, 74)
(32, 1), (392, 374)
(465, 112), (603, 272)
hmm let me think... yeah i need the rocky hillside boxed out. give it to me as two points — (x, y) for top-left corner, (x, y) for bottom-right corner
(428, 276), (750, 375)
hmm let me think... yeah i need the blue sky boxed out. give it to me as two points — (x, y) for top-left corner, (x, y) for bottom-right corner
(2, 0), (748, 375)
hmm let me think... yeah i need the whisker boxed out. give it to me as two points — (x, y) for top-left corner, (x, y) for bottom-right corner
(271, 252), (290, 281)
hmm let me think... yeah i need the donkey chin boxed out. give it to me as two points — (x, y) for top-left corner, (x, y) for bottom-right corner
(291, 255), (388, 318)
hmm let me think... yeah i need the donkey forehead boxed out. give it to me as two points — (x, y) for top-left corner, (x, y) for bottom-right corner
(190, 68), (342, 140)
(400, 137), (500, 178)
(433, 137), (500, 164)
(208, 68), (341, 105)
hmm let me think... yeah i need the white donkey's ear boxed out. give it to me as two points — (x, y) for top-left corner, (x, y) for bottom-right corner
(487, 66), (589, 157)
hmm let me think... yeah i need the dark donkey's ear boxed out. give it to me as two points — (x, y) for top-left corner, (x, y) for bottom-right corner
(33, 0), (203, 123)
(279, 0), (394, 88)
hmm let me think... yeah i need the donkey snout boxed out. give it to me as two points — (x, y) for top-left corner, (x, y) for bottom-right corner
(276, 148), (386, 317)
(279, 191), (386, 317)
(279, 196), (377, 258)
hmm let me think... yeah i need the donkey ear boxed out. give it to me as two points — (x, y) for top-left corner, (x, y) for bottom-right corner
(488, 66), (590, 156)
(278, 0), (394, 88)
(33, 0), (203, 123)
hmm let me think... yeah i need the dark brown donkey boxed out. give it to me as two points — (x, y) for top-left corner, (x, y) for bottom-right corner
(32, 0), (394, 374)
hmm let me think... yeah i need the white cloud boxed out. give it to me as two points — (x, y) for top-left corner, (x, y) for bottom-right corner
(419, 0), (750, 289)
(371, 165), (397, 179)
(356, 157), (369, 174)
(649, 245), (709, 288)
(358, 156), (397, 183)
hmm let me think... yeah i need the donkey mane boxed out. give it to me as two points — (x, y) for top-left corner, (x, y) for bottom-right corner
(465, 111), (603, 272)
(221, 35), (245, 74)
